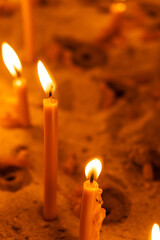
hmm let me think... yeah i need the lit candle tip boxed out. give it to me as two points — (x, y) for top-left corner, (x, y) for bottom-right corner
(2, 42), (22, 77)
(152, 223), (160, 240)
(37, 60), (56, 96)
(85, 158), (102, 181)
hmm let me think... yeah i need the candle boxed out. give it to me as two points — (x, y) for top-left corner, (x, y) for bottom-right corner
(2, 42), (30, 127)
(37, 60), (58, 221)
(110, 1), (126, 15)
(151, 224), (160, 240)
(97, 1), (127, 45)
(109, 1), (126, 32)
(79, 158), (106, 240)
(21, 0), (34, 62)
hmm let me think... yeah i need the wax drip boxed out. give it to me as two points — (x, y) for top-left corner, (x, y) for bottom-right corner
(96, 198), (103, 205)
(92, 188), (106, 240)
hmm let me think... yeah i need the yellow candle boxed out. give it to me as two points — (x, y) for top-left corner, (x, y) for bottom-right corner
(110, 2), (126, 16)
(2, 42), (30, 127)
(37, 60), (58, 220)
(21, 0), (34, 63)
(109, 2), (127, 30)
(97, 1), (127, 44)
(13, 78), (30, 127)
(79, 159), (106, 240)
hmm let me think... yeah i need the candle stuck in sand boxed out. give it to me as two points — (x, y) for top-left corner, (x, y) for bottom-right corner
(110, 1), (127, 29)
(79, 158), (106, 240)
(37, 60), (58, 221)
(21, 0), (35, 62)
(2, 42), (30, 127)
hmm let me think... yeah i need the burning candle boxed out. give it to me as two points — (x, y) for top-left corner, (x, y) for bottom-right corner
(110, 1), (127, 30)
(151, 224), (160, 240)
(37, 60), (58, 221)
(97, 1), (127, 45)
(79, 158), (106, 240)
(110, 1), (126, 14)
(21, 0), (34, 62)
(2, 42), (30, 127)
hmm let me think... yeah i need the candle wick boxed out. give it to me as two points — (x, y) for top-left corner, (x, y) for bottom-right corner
(49, 91), (52, 100)
(49, 84), (54, 99)
(90, 173), (94, 183)
(14, 66), (21, 78)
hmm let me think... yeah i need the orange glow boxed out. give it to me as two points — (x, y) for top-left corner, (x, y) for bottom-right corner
(15, 79), (22, 87)
(2, 42), (22, 77)
(85, 158), (102, 180)
(37, 60), (56, 95)
(151, 224), (160, 240)
(111, 2), (127, 13)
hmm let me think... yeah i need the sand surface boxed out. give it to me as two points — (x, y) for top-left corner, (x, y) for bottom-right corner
(0, 0), (160, 239)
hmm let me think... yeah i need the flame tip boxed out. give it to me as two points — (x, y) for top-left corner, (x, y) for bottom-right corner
(85, 158), (102, 180)
(111, 2), (127, 13)
(2, 42), (22, 77)
(37, 60), (56, 94)
(152, 223), (160, 240)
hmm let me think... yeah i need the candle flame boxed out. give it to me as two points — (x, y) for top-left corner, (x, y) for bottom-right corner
(111, 2), (127, 13)
(2, 42), (22, 77)
(37, 60), (56, 95)
(152, 224), (160, 240)
(85, 158), (102, 181)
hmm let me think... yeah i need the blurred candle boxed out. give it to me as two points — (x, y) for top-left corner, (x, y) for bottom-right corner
(2, 42), (30, 127)
(97, 1), (127, 45)
(21, 0), (34, 62)
(110, 1), (126, 31)
(151, 224), (160, 240)
(79, 158), (106, 240)
(37, 60), (58, 220)
(110, 1), (126, 15)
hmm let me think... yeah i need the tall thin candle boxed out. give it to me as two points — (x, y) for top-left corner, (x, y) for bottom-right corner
(37, 60), (58, 220)
(21, 0), (34, 62)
